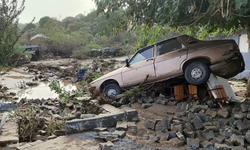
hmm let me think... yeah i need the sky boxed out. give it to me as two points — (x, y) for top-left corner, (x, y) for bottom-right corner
(18, 0), (96, 23)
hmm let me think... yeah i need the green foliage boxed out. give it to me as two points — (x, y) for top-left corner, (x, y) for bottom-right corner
(39, 16), (50, 28)
(23, 23), (36, 32)
(0, 0), (25, 73)
(49, 80), (70, 105)
(94, 0), (250, 38)
(92, 73), (102, 80)
(86, 43), (102, 50)
(10, 106), (41, 142)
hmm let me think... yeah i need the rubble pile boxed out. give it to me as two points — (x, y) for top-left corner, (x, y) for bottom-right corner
(139, 97), (250, 149)
(12, 96), (103, 142)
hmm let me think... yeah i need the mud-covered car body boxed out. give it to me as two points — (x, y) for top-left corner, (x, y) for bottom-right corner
(90, 35), (245, 96)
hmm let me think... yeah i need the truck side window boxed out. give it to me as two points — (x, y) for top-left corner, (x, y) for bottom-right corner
(130, 46), (153, 65)
(157, 39), (184, 56)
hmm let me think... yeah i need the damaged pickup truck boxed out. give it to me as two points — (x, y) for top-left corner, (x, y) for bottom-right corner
(90, 35), (245, 97)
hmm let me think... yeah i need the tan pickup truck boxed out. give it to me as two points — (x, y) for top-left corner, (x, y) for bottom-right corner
(90, 35), (245, 97)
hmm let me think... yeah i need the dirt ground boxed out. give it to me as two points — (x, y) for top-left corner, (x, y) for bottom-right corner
(0, 57), (248, 150)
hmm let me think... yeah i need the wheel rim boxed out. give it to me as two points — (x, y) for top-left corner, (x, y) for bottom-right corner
(191, 67), (203, 79)
(107, 89), (117, 97)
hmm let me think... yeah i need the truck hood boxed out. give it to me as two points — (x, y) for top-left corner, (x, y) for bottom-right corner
(90, 67), (124, 84)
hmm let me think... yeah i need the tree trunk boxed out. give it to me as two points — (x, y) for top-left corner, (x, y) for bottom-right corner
(246, 24), (250, 98)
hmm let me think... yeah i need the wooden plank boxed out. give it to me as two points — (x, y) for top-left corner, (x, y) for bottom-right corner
(188, 84), (198, 99)
(215, 85), (227, 100)
(174, 85), (184, 101)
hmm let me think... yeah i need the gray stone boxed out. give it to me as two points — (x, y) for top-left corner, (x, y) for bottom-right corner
(144, 120), (157, 130)
(200, 141), (213, 148)
(66, 111), (126, 134)
(55, 130), (66, 136)
(169, 137), (184, 147)
(99, 141), (114, 150)
(234, 112), (246, 119)
(176, 131), (185, 141)
(32, 134), (46, 141)
(240, 103), (248, 113)
(156, 100), (167, 105)
(205, 109), (217, 118)
(80, 114), (96, 119)
(204, 125), (218, 132)
(233, 120), (247, 131)
(215, 135), (225, 143)
(112, 130), (126, 138)
(47, 135), (57, 140)
(171, 124), (183, 132)
(97, 131), (118, 141)
(155, 118), (171, 132)
(149, 135), (160, 143)
(231, 146), (246, 150)
(145, 97), (154, 103)
(168, 131), (177, 139)
(186, 138), (200, 148)
(0, 104), (17, 111)
(192, 116), (203, 130)
(176, 111), (186, 117)
(142, 103), (153, 108)
(101, 145), (112, 150)
(183, 129), (195, 138)
(0, 119), (18, 146)
(125, 109), (138, 122)
(245, 130), (250, 143)
(218, 109), (229, 118)
(95, 127), (108, 132)
(189, 105), (208, 113)
(116, 121), (128, 130)
(230, 134), (244, 146)
(204, 131), (215, 141)
(184, 122), (194, 131)
(246, 113), (250, 119)
(0, 112), (9, 130)
(214, 143), (230, 150)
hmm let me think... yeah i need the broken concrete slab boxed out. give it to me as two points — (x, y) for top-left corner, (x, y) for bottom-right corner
(0, 119), (19, 146)
(0, 104), (17, 112)
(65, 104), (138, 134)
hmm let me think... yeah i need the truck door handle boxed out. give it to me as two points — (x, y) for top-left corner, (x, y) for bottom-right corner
(146, 58), (154, 62)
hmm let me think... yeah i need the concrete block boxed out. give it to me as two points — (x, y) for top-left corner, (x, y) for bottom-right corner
(169, 137), (184, 147)
(192, 116), (203, 130)
(171, 124), (183, 132)
(176, 131), (185, 141)
(231, 146), (246, 150)
(245, 130), (250, 143)
(230, 134), (244, 146)
(218, 109), (229, 118)
(234, 112), (246, 119)
(233, 120), (247, 131)
(155, 117), (172, 131)
(205, 109), (217, 118)
(144, 120), (157, 130)
(66, 112), (126, 134)
(186, 138), (200, 148)
(124, 109), (138, 122)
(204, 131), (215, 141)
(214, 143), (230, 150)
(116, 121), (128, 130)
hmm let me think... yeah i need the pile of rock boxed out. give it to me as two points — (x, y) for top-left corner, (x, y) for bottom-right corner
(143, 99), (250, 149)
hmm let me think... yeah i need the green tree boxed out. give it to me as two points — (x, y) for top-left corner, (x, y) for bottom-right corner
(0, 0), (25, 74)
(94, 0), (250, 97)
(39, 16), (50, 28)
(23, 23), (36, 32)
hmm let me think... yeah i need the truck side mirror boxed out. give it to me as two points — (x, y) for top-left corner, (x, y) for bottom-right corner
(125, 59), (130, 67)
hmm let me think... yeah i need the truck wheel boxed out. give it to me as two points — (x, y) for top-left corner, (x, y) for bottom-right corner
(184, 61), (210, 85)
(103, 83), (121, 97)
